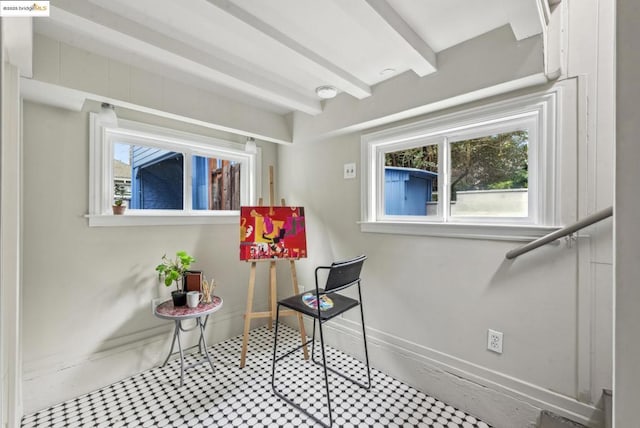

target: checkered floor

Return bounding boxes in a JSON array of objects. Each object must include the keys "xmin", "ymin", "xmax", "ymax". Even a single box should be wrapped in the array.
[{"xmin": 21, "ymin": 325, "xmax": 491, "ymax": 427}]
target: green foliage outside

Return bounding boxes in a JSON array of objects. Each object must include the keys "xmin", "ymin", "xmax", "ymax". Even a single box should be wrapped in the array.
[
  {"xmin": 385, "ymin": 145, "xmax": 438, "ymax": 172},
  {"xmin": 450, "ymin": 131, "xmax": 528, "ymax": 193},
  {"xmin": 385, "ymin": 131, "xmax": 528, "ymax": 200}
]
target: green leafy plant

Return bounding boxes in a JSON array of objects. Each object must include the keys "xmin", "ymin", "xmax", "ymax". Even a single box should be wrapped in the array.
[
  {"xmin": 114, "ymin": 184, "xmax": 126, "ymax": 206},
  {"xmin": 155, "ymin": 251, "xmax": 196, "ymax": 291}
]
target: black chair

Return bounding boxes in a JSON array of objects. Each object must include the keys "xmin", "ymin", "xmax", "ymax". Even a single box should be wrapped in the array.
[{"xmin": 271, "ymin": 255, "xmax": 371, "ymax": 427}]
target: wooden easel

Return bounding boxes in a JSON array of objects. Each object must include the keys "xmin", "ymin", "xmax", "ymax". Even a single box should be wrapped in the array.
[{"xmin": 239, "ymin": 166, "xmax": 309, "ymax": 368}]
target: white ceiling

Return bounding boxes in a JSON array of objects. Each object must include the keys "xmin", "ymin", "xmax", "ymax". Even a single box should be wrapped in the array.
[{"xmin": 33, "ymin": 0, "xmax": 545, "ymax": 117}]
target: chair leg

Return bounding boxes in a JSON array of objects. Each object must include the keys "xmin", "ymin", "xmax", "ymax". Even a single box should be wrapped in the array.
[
  {"xmin": 272, "ymin": 310, "xmax": 332, "ymax": 427},
  {"xmin": 359, "ymin": 293, "xmax": 372, "ymax": 390},
  {"xmin": 309, "ymin": 317, "xmax": 370, "ymax": 390},
  {"xmin": 317, "ymin": 320, "xmax": 333, "ymax": 427},
  {"xmin": 310, "ymin": 317, "xmax": 317, "ymax": 362}
]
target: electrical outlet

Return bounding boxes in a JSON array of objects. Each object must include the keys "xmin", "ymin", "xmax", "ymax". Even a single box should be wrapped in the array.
[
  {"xmin": 487, "ymin": 329, "xmax": 503, "ymax": 354},
  {"xmin": 344, "ymin": 162, "xmax": 356, "ymax": 179}
]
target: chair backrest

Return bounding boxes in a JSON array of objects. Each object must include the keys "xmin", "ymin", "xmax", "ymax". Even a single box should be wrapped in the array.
[{"xmin": 324, "ymin": 255, "xmax": 367, "ymax": 293}]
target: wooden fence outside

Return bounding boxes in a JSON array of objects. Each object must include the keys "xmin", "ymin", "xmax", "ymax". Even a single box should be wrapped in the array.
[{"xmin": 211, "ymin": 160, "xmax": 240, "ymax": 210}]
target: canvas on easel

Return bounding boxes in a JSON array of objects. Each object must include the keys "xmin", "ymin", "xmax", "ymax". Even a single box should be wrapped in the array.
[
  {"xmin": 238, "ymin": 166, "xmax": 309, "ymax": 368},
  {"xmin": 239, "ymin": 206, "xmax": 307, "ymax": 261}
]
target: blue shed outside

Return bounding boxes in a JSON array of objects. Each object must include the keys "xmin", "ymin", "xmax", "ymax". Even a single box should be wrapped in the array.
[
  {"xmin": 130, "ymin": 147, "xmax": 184, "ymax": 210},
  {"xmin": 385, "ymin": 166, "xmax": 437, "ymax": 215},
  {"xmin": 129, "ymin": 148, "xmax": 212, "ymax": 210}
]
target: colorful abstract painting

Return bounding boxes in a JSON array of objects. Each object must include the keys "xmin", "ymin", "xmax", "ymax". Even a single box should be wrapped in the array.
[{"xmin": 240, "ymin": 206, "xmax": 307, "ymax": 260}]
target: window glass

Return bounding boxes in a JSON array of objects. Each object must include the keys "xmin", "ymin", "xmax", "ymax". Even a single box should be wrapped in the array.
[
  {"xmin": 114, "ymin": 143, "xmax": 184, "ymax": 210},
  {"xmin": 449, "ymin": 130, "xmax": 528, "ymax": 218},
  {"xmin": 113, "ymin": 143, "xmax": 132, "ymax": 207},
  {"xmin": 384, "ymin": 144, "xmax": 439, "ymax": 216},
  {"xmin": 192, "ymin": 155, "xmax": 241, "ymax": 211}
]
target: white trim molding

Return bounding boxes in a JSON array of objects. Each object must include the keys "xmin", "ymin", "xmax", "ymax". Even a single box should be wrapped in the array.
[{"xmin": 1, "ymin": 60, "xmax": 24, "ymax": 428}]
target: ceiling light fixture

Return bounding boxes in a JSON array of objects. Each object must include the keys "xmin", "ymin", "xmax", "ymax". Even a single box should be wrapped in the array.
[
  {"xmin": 315, "ymin": 85, "xmax": 338, "ymax": 99},
  {"xmin": 245, "ymin": 137, "xmax": 257, "ymax": 153},
  {"xmin": 380, "ymin": 68, "xmax": 396, "ymax": 76},
  {"xmin": 99, "ymin": 102, "xmax": 118, "ymax": 127}
]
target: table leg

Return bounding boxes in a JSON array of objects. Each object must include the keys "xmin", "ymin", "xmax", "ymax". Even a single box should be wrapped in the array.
[
  {"xmin": 176, "ymin": 320, "xmax": 185, "ymax": 387},
  {"xmin": 198, "ymin": 315, "xmax": 209, "ymax": 355},
  {"xmin": 198, "ymin": 317, "xmax": 215, "ymax": 372},
  {"xmin": 162, "ymin": 320, "xmax": 180, "ymax": 367}
]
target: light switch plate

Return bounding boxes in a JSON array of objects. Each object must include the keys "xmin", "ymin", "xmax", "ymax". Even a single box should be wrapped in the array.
[{"xmin": 344, "ymin": 163, "xmax": 356, "ymax": 179}]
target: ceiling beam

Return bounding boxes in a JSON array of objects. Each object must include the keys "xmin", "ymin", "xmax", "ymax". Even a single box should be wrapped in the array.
[
  {"xmin": 364, "ymin": 0, "xmax": 437, "ymax": 76},
  {"xmin": 206, "ymin": 0, "xmax": 372, "ymax": 100},
  {"xmin": 47, "ymin": 3, "xmax": 322, "ymax": 115},
  {"xmin": 21, "ymin": 78, "xmax": 294, "ymax": 144},
  {"xmin": 293, "ymin": 26, "xmax": 545, "ymax": 143},
  {"xmin": 502, "ymin": 0, "xmax": 545, "ymax": 40}
]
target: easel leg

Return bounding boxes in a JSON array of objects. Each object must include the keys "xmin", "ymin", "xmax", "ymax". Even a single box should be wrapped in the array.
[
  {"xmin": 240, "ymin": 262, "xmax": 257, "ymax": 368},
  {"xmin": 290, "ymin": 260, "xmax": 309, "ymax": 360},
  {"xmin": 269, "ymin": 261, "xmax": 277, "ymax": 330}
]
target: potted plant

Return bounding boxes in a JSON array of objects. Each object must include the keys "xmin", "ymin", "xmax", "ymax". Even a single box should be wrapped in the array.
[
  {"xmin": 155, "ymin": 251, "xmax": 196, "ymax": 306},
  {"xmin": 112, "ymin": 184, "xmax": 127, "ymax": 215}
]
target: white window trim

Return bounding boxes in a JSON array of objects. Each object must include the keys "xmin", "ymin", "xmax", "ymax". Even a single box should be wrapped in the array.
[
  {"xmin": 88, "ymin": 113, "xmax": 261, "ymax": 227},
  {"xmin": 361, "ymin": 86, "xmax": 564, "ymax": 241}
]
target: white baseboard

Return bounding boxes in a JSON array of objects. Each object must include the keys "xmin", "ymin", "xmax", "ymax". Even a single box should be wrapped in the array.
[
  {"xmin": 22, "ymin": 306, "xmax": 246, "ymax": 414},
  {"xmin": 314, "ymin": 318, "xmax": 604, "ymax": 428}
]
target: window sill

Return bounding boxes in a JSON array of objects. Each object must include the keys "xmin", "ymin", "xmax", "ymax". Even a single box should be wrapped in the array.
[
  {"xmin": 359, "ymin": 221, "xmax": 560, "ymax": 242},
  {"xmin": 86, "ymin": 212, "xmax": 239, "ymax": 227}
]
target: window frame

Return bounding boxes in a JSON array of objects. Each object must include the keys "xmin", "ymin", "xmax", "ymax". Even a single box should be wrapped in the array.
[
  {"xmin": 88, "ymin": 113, "xmax": 260, "ymax": 227},
  {"xmin": 361, "ymin": 87, "xmax": 564, "ymax": 241}
]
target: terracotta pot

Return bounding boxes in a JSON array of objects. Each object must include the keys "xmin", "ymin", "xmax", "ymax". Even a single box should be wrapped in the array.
[{"xmin": 112, "ymin": 205, "xmax": 126, "ymax": 215}]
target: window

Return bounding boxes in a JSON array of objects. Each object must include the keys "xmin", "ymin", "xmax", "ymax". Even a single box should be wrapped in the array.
[
  {"xmin": 361, "ymin": 86, "xmax": 569, "ymax": 240},
  {"xmin": 89, "ymin": 114, "xmax": 259, "ymax": 226},
  {"xmin": 379, "ymin": 120, "xmax": 534, "ymax": 223}
]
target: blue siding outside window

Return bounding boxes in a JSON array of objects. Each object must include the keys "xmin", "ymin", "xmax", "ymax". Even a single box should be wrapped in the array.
[
  {"xmin": 385, "ymin": 167, "xmax": 437, "ymax": 215},
  {"xmin": 192, "ymin": 155, "xmax": 209, "ymax": 210},
  {"xmin": 130, "ymin": 147, "xmax": 184, "ymax": 209}
]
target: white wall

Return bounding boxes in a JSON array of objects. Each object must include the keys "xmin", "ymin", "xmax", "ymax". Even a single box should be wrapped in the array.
[
  {"xmin": 18, "ymin": 34, "xmax": 284, "ymax": 412},
  {"xmin": 277, "ymin": 1, "xmax": 615, "ymax": 427},
  {"xmin": 20, "ymin": 100, "xmax": 279, "ymax": 413},
  {"xmin": 614, "ymin": 1, "xmax": 640, "ymax": 426},
  {"xmin": 277, "ymin": 120, "xmax": 609, "ymax": 428}
]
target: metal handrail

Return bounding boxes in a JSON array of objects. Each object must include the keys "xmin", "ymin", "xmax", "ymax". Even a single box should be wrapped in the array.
[{"xmin": 505, "ymin": 206, "xmax": 613, "ymax": 260}]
